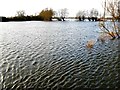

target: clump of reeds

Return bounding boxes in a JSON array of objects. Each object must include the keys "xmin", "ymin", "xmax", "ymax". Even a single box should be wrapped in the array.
[{"xmin": 86, "ymin": 40, "xmax": 95, "ymax": 48}]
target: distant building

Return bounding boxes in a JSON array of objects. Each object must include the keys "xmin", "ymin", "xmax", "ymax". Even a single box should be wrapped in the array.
[{"xmin": 0, "ymin": 17, "xmax": 6, "ymax": 22}]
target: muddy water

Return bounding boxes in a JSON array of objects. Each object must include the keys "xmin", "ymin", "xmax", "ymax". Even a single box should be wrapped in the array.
[{"xmin": 0, "ymin": 21, "xmax": 120, "ymax": 89}]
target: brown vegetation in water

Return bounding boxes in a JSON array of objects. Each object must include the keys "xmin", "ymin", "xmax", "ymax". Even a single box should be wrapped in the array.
[
  {"xmin": 97, "ymin": 33, "xmax": 112, "ymax": 43},
  {"xmin": 86, "ymin": 40, "xmax": 95, "ymax": 48}
]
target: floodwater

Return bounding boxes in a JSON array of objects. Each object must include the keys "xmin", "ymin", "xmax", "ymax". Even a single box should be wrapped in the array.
[{"xmin": 0, "ymin": 21, "xmax": 120, "ymax": 89}]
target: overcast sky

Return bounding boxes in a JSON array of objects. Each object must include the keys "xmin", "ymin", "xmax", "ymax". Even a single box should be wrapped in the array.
[{"xmin": 0, "ymin": 0, "xmax": 104, "ymax": 17}]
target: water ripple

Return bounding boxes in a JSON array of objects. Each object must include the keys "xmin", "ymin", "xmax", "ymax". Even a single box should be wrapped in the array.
[{"xmin": 0, "ymin": 21, "xmax": 120, "ymax": 89}]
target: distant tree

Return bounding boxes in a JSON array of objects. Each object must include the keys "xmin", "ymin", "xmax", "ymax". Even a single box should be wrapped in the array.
[
  {"xmin": 16, "ymin": 10, "xmax": 26, "ymax": 17},
  {"xmin": 76, "ymin": 10, "xmax": 86, "ymax": 21},
  {"xmin": 58, "ymin": 8, "xmax": 69, "ymax": 21},
  {"xmin": 39, "ymin": 8, "xmax": 54, "ymax": 21},
  {"xmin": 76, "ymin": 10, "xmax": 86, "ymax": 17},
  {"xmin": 90, "ymin": 8, "xmax": 99, "ymax": 21},
  {"xmin": 53, "ymin": 11, "xmax": 58, "ymax": 17},
  {"xmin": 53, "ymin": 11, "xmax": 62, "ymax": 21},
  {"xmin": 13, "ymin": 10, "xmax": 26, "ymax": 21},
  {"xmin": 90, "ymin": 8, "xmax": 99, "ymax": 17}
]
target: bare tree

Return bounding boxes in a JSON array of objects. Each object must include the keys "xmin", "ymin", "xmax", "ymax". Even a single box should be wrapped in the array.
[
  {"xmin": 76, "ymin": 10, "xmax": 87, "ymax": 21},
  {"xmin": 60, "ymin": 8, "xmax": 69, "ymax": 17},
  {"xmin": 76, "ymin": 10, "xmax": 86, "ymax": 17},
  {"xmin": 90, "ymin": 8, "xmax": 99, "ymax": 17},
  {"xmin": 16, "ymin": 10, "xmax": 26, "ymax": 17},
  {"xmin": 57, "ymin": 8, "xmax": 69, "ymax": 21},
  {"xmin": 99, "ymin": 0, "xmax": 120, "ymax": 39}
]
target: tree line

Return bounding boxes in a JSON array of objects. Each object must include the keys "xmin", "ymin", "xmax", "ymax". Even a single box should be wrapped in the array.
[
  {"xmin": 5, "ymin": 8, "xmax": 101, "ymax": 22},
  {"xmin": 4, "ymin": 0, "xmax": 120, "ymax": 22},
  {"xmin": 5, "ymin": 8, "xmax": 68, "ymax": 21},
  {"xmin": 6, "ymin": 8, "xmax": 98, "ymax": 21}
]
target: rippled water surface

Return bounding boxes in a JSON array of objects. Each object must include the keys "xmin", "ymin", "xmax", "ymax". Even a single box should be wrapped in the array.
[{"xmin": 0, "ymin": 21, "xmax": 120, "ymax": 89}]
